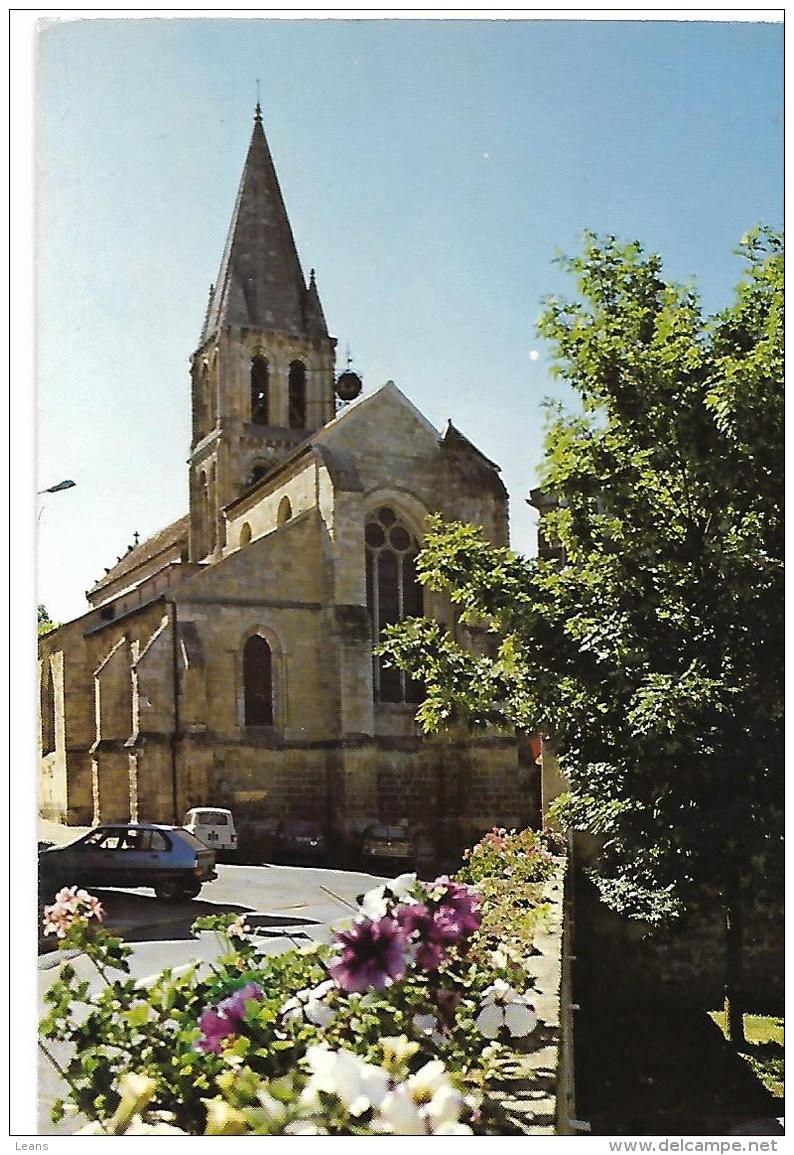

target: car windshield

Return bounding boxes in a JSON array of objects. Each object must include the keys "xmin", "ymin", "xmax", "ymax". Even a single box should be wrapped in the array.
[
  {"xmin": 282, "ymin": 820, "xmax": 320, "ymax": 835},
  {"xmin": 368, "ymin": 826, "xmax": 409, "ymax": 840},
  {"xmin": 188, "ymin": 811, "xmax": 229, "ymax": 825}
]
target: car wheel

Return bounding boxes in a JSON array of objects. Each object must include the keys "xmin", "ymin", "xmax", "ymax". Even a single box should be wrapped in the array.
[
  {"xmin": 154, "ymin": 879, "xmax": 182, "ymax": 901},
  {"xmin": 179, "ymin": 880, "xmax": 202, "ymax": 900}
]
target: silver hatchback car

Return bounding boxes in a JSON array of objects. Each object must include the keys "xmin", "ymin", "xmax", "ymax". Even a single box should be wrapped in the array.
[{"xmin": 38, "ymin": 823, "xmax": 217, "ymax": 901}]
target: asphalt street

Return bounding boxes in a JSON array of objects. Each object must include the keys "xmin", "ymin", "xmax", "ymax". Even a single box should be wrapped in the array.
[{"xmin": 37, "ymin": 860, "xmax": 389, "ymax": 1134}]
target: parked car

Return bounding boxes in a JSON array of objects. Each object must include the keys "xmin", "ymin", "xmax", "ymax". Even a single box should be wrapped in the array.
[
  {"xmin": 38, "ymin": 823, "xmax": 217, "ymax": 901},
  {"xmin": 237, "ymin": 817, "xmax": 277, "ymax": 864},
  {"xmin": 183, "ymin": 807, "xmax": 238, "ymax": 859},
  {"xmin": 360, "ymin": 823, "xmax": 416, "ymax": 872},
  {"xmin": 273, "ymin": 819, "xmax": 327, "ymax": 864}
]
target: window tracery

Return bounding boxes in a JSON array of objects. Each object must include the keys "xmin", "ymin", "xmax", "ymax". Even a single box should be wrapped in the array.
[{"xmin": 365, "ymin": 506, "xmax": 423, "ymax": 703}]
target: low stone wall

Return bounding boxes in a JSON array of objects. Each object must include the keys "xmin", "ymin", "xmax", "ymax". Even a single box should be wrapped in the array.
[{"xmin": 488, "ymin": 856, "xmax": 576, "ymax": 1134}]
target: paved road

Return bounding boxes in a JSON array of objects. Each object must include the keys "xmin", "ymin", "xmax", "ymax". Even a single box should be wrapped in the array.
[{"xmin": 38, "ymin": 861, "xmax": 389, "ymax": 1134}]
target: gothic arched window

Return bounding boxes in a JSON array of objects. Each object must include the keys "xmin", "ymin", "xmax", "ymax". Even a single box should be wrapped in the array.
[
  {"xmin": 288, "ymin": 360, "xmax": 307, "ymax": 428},
  {"xmin": 251, "ymin": 356, "xmax": 269, "ymax": 425},
  {"xmin": 365, "ymin": 506, "xmax": 423, "ymax": 704},
  {"xmin": 243, "ymin": 634, "xmax": 273, "ymax": 726}
]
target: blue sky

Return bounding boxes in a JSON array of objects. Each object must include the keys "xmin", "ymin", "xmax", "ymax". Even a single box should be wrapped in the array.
[{"xmin": 34, "ymin": 15, "xmax": 783, "ymax": 624}]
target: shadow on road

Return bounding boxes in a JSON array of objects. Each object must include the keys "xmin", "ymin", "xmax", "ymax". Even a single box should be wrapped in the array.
[{"xmin": 39, "ymin": 888, "xmax": 324, "ymax": 951}]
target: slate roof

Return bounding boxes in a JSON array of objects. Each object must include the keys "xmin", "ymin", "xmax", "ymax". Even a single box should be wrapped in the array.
[
  {"xmin": 201, "ymin": 106, "xmax": 327, "ymax": 343},
  {"xmin": 89, "ymin": 515, "xmax": 189, "ymax": 595}
]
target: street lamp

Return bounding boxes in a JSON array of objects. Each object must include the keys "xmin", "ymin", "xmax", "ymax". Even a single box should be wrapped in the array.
[{"xmin": 38, "ymin": 479, "xmax": 76, "ymax": 494}]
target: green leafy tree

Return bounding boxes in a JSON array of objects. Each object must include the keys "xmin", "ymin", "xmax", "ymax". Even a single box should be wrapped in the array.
[
  {"xmin": 38, "ymin": 603, "xmax": 59, "ymax": 636},
  {"xmin": 379, "ymin": 229, "xmax": 783, "ymax": 1045}
]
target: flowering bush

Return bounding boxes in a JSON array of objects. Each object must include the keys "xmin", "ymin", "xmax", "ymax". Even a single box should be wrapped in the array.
[
  {"xmin": 40, "ymin": 845, "xmax": 562, "ymax": 1134},
  {"xmin": 457, "ymin": 826, "xmax": 557, "ymax": 886},
  {"xmin": 43, "ymin": 886, "xmax": 105, "ymax": 938}
]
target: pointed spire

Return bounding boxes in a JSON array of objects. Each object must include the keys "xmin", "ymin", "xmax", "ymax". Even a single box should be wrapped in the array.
[
  {"xmin": 201, "ymin": 109, "xmax": 328, "ymax": 344},
  {"xmin": 200, "ymin": 283, "xmax": 214, "ymax": 340},
  {"xmin": 304, "ymin": 266, "xmax": 329, "ymax": 340}
]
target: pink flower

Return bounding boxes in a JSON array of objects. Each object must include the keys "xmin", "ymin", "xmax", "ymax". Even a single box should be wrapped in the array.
[
  {"xmin": 329, "ymin": 917, "xmax": 408, "ymax": 993},
  {"xmin": 42, "ymin": 887, "xmax": 105, "ymax": 937},
  {"xmin": 196, "ymin": 1007, "xmax": 233, "ymax": 1054},
  {"xmin": 82, "ymin": 893, "xmax": 105, "ymax": 921},
  {"xmin": 54, "ymin": 886, "xmax": 82, "ymax": 911},
  {"xmin": 42, "ymin": 903, "xmax": 73, "ymax": 938},
  {"xmin": 195, "ymin": 982, "xmax": 264, "ymax": 1054}
]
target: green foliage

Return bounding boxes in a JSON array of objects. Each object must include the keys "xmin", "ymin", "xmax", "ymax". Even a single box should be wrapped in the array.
[
  {"xmin": 380, "ymin": 229, "xmax": 783, "ymax": 930},
  {"xmin": 38, "ymin": 603, "xmax": 59, "ymax": 636}
]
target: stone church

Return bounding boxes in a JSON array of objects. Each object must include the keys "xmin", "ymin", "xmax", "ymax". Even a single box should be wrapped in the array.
[{"xmin": 38, "ymin": 106, "xmax": 536, "ymax": 860}]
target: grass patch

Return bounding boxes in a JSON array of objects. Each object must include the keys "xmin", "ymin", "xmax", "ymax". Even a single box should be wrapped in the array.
[{"xmin": 708, "ymin": 1011, "xmax": 784, "ymax": 1098}]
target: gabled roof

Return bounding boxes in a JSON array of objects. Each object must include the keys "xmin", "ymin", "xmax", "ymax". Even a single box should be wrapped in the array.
[
  {"xmin": 201, "ymin": 106, "xmax": 327, "ymax": 343},
  {"xmin": 224, "ymin": 381, "xmax": 506, "ymax": 513},
  {"xmin": 89, "ymin": 515, "xmax": 189, "ymax": 595},
  {"xmin": 441, "ymin": 420, "xmax": 500, "ymax": 470},
  {"xmin": 313, "ymin": 379, "xmax": 441, "ymax": 447}
]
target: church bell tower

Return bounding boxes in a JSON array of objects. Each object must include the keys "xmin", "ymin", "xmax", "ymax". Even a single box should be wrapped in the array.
[{"xmin": 188, "ymin": 104, "xmax": 337, "ymax": 561}]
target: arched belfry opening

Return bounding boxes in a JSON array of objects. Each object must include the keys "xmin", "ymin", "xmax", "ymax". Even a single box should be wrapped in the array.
[
  {"xmin": 288, "ymin": 361, "xmax": 307, "ymax": 428},
  {"xmin": 251, "ymin": 356, "xmax": 269, "ymax": 425}
]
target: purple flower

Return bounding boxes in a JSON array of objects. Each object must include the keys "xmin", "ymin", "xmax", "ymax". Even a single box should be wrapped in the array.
[
  {"xmin": 431, "ymin": 905, "xmax": 470, "ymax": 945},
  {"xmin": 218, "ymin": 981, "xmax": 264, "ymax": 1023},
  {"xmin": 329, "ymin": 916, "xmax": 407, "ymax": 993},
  {"xmin": 195, "ymin": 982, "xmax": 264, "ymax": 1054},
  {"xmin": 433, "ymin": 877, "xmax": 481, "ymax": 937},
  {"xmin": 196, "ymin": 1007, "xmax": 233, "ymax": 1054},
  {"xmin": 396, "ymin": 902, "xmax": 450, "ymax": 972}
]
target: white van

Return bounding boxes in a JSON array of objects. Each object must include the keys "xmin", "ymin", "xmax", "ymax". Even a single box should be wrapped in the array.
[{"xmin": 183, "ymin": 807, "xmax": 238, "ymax": 858}]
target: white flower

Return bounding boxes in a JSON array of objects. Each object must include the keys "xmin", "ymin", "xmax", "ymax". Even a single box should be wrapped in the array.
[
  {"xmin": 372, "ymin": 1059, "xmax": 471, "ymax": 1135},
  {"xmin": 391, "ymin": 872, "xmax": 419, "ymax": 900},
  {"xmin": 280, "ymin": 980, "xmax": 337, "ymax": 1027},
  {"xmin": 253, "ymin": 1088, "xmax": 288, "ymax": 1125},
  {"xmin": 474, "ymin": 1002, "xmax": 504, "ymax": 1040},
  {"xmin": 115, "ymin": 1072, "xmax": 157, "ymax": 1119},
  {"xmin": 475, "ymin": 981, "xmax": 538, "ymax": 1040},
  {"xmin": 381, "ymin": 1034, "xmax": 420, "ymax": 1070},
  {"xmin": 227, "ymin": 915, "xmax": 249, "ymax": 939},
  {"xmin": 302, "ymin": 1046, "xmax": 390, "ymax": 1117},
  {"xmin": 411, "ymin": 1012, "xmax": 445, "ymax": 1048},
  {"xmin": 285, "ymin": 1119, "xmax": 328, "ymax": 1135},
  {"xmin": 375, "ymin": 1086, "xmax": 426, "ymax": 1134},
  {"xmin": 407, "ymin": 1059, "xmax": 448, "ymax": 1104},
  {"xmin": 358, "ymin": 885, "xmax": 390, "ymax": 920},
  {"xmin": 124, "ymin": 1115, "xmax": 188, "ymax": 1134},
  {"xmin": 358, "ymin": 873, "xmax": 419, "ymax": 920}
]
